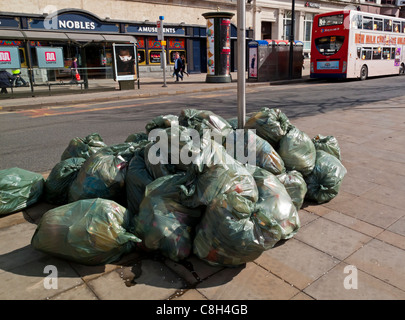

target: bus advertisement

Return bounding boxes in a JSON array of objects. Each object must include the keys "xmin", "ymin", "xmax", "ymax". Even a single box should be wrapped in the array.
[{"xmin": 310, "ymin": 10, "xmax": 405, "ymax": 80}]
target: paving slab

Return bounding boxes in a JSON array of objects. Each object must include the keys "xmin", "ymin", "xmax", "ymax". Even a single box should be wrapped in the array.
[
  {"xmin": 294, "ymin": 217, "xmax": 372, "ymax": 260},
  {"xmin": 196, "ymin": 262, "xmax": 300, "ymax": 300},
  {"xmin": 304, "ymin": 262, "xmax": 405, "ymax": 300},
  {"xmin": 345, "ymin": 239, "xmax": 405, "ymax": 291},
  {"xmin": 255, "ymin": 238, "xmax": 339, "ymax": 290}
]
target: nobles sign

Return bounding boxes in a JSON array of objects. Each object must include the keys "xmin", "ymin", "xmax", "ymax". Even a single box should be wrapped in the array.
[{"xmin": 30, "ymin": 11, "xmax": 119, "ymax": 33}]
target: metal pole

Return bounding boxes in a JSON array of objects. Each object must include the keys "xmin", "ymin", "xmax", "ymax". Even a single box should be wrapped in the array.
[
  {"xmin": 237, "ymin": 0, "xmax": 246, "ymax": 129},
  {"xmin": 162, "ymin": 44, "xmax": 167, "ymax": 87},
  {"xmin": 289, "ymin": 0, "xmax": 295, "ymax": 79}
]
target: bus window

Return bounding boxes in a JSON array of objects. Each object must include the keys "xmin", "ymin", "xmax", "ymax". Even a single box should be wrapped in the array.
[
  {"xmin": 361, "ymin": 48, "xmax": 372, "ymax": 60},
  {"xmin": 318, "ymin": 14, "xmax": 344, "ymax": 27},
  {"xmin": 384, "ymin": 19, "xmax": 392, "ymax": 32},
  {"xmin": 353, "ymin": 14, "xmax": 362, "ymax": 29},
  {"xmin": 372, "ymin": 47, "xmax": 382, "ymax": 60},
  {"xmin": 374, "ymin": 18, "xmax": 383, "ymax": 31},
  {"xmin": 391, "ymin": 48, "xmax": 396, "ymax": 60},
  {"xmin": 357, "ymin": 47, "xmax": 361, "ymax": 58},
  {"xmin": 393, "ymin": 21, "xmax": 401, "ymax": 33},
  {"xmin": 402, "ymin": 21, "xmax": 405, "ymax": 33},
  {"xmin": 382, "ymin": 47, "xmax": 391, "ymax": 60},
  {"xmin": 363, "ymin": 16, "xmax": 373, "ymax": 30},
  {"xmin": 314, "ymin": 36, "xmax": 345, "ymax": 56}
]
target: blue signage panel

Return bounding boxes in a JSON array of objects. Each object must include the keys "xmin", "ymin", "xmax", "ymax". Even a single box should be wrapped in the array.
[
  {"xmin": 317, "ymin": 61, "xmax": 339, "ymax": 70},
  {"xmin": 0, "ymin": 17, "xmax": 20, "ymax": 29},
  {"xmin": 28, "ymin": 12, "xmax": 119, "ymax": 33},
  {"xmin": 125, "ymin": 24, "xmax": 185, "ymax": 36},
  {"xmin": 0, "ymin": 46, "xmax": 21, "ymax": 69}
]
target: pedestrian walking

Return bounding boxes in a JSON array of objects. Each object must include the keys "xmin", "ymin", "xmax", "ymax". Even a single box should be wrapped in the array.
[
  {"xmin": 180, "ymin": 53, "xmax": 189, "ymax": 78},
  {"xmin": 0, "ymin": 70, "xmax": 15, "ymax": 94},
  {"xmin": 173, "ymin": 52, "xmax": 183, "ymax": 82},
  {"xmin": 70, "ymin": 57, "xmax": 80, "ymax": 84}
]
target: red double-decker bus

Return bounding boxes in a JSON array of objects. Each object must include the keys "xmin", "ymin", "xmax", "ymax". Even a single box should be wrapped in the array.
[{"xmin": 310, "ymin": 10, "xmax": 405, "ymax": 80}]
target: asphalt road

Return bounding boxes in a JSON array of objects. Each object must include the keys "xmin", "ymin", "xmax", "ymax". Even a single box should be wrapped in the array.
[{"xmin": 1, "ymin": 74, "xmax": 405, "ymax": 173}]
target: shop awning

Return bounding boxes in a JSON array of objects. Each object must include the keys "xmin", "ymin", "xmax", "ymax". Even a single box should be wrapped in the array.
[
  {"xmin": 22, "ymin": 30, "xmax": 69, "ymax": 41},
  {"xmin": 0, "ymin": 29, "xmax": 25, "ymax": 40},
  {"xmin": 1, "ymin": 29, "xmax": 137, "ymax": 44},
  {"xmin": 65, "ymin": 32, "xmax": 105, "ymax": 43},
  {"xmin": 102, "ymin": 34, "xmax": 137, "ymax": 44}
]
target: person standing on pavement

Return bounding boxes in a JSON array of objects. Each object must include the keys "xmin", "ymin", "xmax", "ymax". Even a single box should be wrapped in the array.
[
  {"xmin": 0, "ymin": 70, "xmax": 16, "ymax": 94},
  {"xmin": 173, "ymin": 52, "xmax": 183, "ymax": 82},
  {"xmin": 180, "ymin": 53, "xmax": 189, "ymax": 78},
  {"xmin": 70, "ymin": 57, "xmax": 79, "ymax": 84}
]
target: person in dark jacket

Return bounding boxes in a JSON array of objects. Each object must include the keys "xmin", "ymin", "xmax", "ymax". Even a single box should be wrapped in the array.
[
  {"xmin": 0, "ymin": 70, "xmax": 15, "ymax": 94},
  {"xmin": 173, "ymin": 52, "xmax": 183, "ymax": 82}
]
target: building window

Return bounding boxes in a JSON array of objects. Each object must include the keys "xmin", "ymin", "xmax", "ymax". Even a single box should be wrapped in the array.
[
  {"xmin": 304, "ymin": 13, "xmax": 313, "ymax": 51},
  {"xmin": 283, "ymin": 11, "xmax": 292, "ymax": 41}
]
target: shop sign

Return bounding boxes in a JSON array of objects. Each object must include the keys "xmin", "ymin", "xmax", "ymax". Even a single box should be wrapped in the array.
[
  {"xmin": 0, "ymin": 17, "xmax": 20, "ymax": 29},
  {"xmin": 36, "ymin": 47, "xmax": 64, "ymax": 68},
  {"xmin": 0, "ymin": 46, "xmax": 20, "ymax": 69},
  {"xmin": 29, "ymin": 12, "xmax": 119, "ymax": 33},
  {"xmin": 305, "ymin": 2, "xmax": 321, "ymax": 9},
  {"xmin": 125, "ymin": 24, "xmax": 185, "ymax": 36}
]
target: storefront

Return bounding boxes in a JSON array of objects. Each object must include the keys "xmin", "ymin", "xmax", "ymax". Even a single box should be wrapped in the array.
[{"xmin": 0, "ymin": 9, "xmax": 221, "ymax": 82}]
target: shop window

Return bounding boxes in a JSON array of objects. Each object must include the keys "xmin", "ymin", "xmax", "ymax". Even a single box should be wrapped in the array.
[
  {"xmin": 138, "ymin": 49, "xmax": 146, "ymax": 65},
  {"xmin": 149, "ymin": 50, "xmax": 162, "ymax": 64}
]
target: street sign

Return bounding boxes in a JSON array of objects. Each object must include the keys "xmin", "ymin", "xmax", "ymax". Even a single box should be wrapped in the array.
[{"xmin": 157, "ymin": 20, "xmax": 164, "ymax": 40}]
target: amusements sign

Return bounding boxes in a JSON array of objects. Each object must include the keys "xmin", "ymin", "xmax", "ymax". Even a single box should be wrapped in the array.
[{"xmin": 0, "ymin": 46, "xmax": 20, "ymax": 69}]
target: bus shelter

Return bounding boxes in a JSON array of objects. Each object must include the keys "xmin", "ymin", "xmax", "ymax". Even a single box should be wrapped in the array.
[{"xmin": 248, "ymin": 40, "xmax": 303, "ymax": 82}]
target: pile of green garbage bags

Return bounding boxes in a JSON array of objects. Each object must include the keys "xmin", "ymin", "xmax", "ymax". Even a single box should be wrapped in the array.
[{"xmin": 1, "ymin": 108, "xmax": 346, "ymax": 267}]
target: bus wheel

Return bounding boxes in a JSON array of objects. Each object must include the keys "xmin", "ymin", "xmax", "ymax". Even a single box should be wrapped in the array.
[
  {"xmin": 400, "ymin": 64, "xmax": 405, "ymax": 76},
  {"xmin": 360, "ymin": 65, "xmax": 368, "ymax": 81}
]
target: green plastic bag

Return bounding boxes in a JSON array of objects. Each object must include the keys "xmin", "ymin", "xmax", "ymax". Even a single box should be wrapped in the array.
[
  {"xmin": 61, "ymin": 133, "xmax": 107, "ymax": 161},
  {"xmin": 133, "ymin": 173, "xmax": 202, "ymax": 261},
  {"xmin": 179, "ymin": 108, "xmax": 233, "ymax": 139},
  {"xmin": 196, "ymin": 139, "xmax": 258, "ymax": 205},
  {"xmin": 125, "ymin": 148, "xmax": 155, "ymax": 215},
  {"xmin": 124, "ymin": 132, "xmax": 149, "ymax": 144},
  {"xmin": 245, "ymin": 108, "xmax": 292, "ymax": 146},
  {"xmin": 145, "ymin": 114, "xmax": 179, "ymax": 133},
  {"xmin": 31, "ymin": 198, "xmax": 141, "ymax": 265},
  {"xmin": 305, "ymin": 150, "xmax": 347, "ymax": 204},
  {"xmin": 44, "ymin": 157, "xmax": 86, "ymax": 205},
  {"xmin": 277, "ymin": 126, "xmax": 316, "ymax": 176},
  {"xmin": 68, "ymin": 147, "xmax": 129, "ymax": 203},
  {"xmin": 312, "ymin": 134, "xmax": 342, "ymax": 160},
  {"xmin": 277, "ymin": 170, "xmax": 307, "ymax": 210},
  {"xmin": 0, "ymin": 167, "xmax": 44, "ymax": 215},
  {"xmin": 252, "ymin": 167, "xmax": 300, "ymax": 247},
  {"xmin": 193, "ymin": 192, "xmax": 258, "ymax": 267}
]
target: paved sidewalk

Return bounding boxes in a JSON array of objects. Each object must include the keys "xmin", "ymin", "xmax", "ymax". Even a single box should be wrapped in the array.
[{"xmin": 1, "ymin": 63, "xmax": 405, "ymax": 301}]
